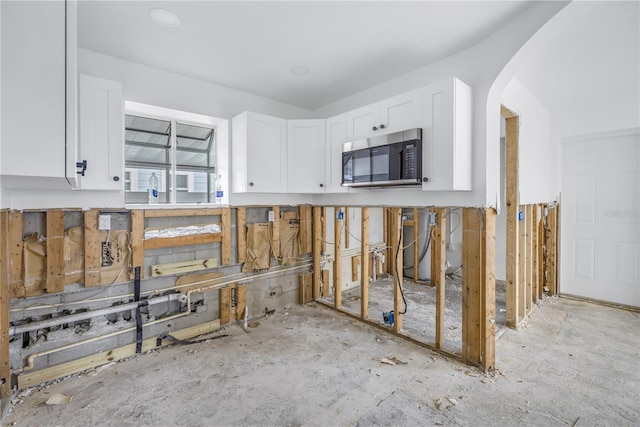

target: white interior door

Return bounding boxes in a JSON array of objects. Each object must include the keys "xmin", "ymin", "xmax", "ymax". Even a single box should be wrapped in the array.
[{"xmin": 561, "ymin": 130, "xmax": 639, "ymax": 306}]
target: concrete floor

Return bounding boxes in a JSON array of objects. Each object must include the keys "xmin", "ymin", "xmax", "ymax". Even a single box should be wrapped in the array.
[{"xmin": 4, "ymin": 297, "xmax": 639, "ymax": 426}]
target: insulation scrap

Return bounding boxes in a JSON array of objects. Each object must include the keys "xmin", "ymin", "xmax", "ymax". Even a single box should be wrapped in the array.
[
  {"xmin": 144, "ymin": 224, "xmax": 221, "ymax": 240},
  {"xmin": 44, "ymin": 393, "xmax": 73, "ymax": 405}
]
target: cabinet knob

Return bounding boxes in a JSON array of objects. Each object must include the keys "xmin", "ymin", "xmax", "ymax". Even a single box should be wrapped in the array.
[
  {"xmin": 380, "ymin": 124, "xmax": 385, "ymax": 129},
  {"xmin": 113, "ymin": 176, "xmax": 120, "ymax": 182},
  {"xmin": 319, "ymin": 183, "xmax": 324, "ymax": 188},
  {"xmin": 249, "ymin": 182, "xmax": 254, "ymax": 187},
  {"xmin": 372, "ymin": 126, "xmax": 378, "ymax": 131},
  {"xmin": 422, "ymin": 177, "xmax": 429, "ymax": 182}
]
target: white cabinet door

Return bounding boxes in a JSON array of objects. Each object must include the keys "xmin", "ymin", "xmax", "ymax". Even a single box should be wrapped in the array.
[
  {"xmin": 325, "ymin": 114, "xmax": 349, "ymax": 193},
  {"xmin": 380, "ymin": 89, "xmax": 422, "ymax": 134},
  {"xmin": 78, "ymin": 75, "xmax": 124, "ymax": 191},
  {"xmin": 346, "ymin": 103, "xmax": 379, "ymax": 140},
  {"xmin": 288, "ymin": 120, "xmax": 326, "ymax": 193},
  {"xmin": 346, "ymin": 89, "xmax": 422, "ymax": 141},
  {"xmin": 422, "ymin": 78, "xmax": 472, "ymax": 191},
  {"xmin": 232, "ymin": 112, "xmax": 287, "ymax": 193},
  {"xmin": 0, "ymin": 0, "xmax": 77, "ymax": 189}
]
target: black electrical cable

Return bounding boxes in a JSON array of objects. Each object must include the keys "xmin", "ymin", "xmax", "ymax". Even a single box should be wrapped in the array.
[{"xmin": 395, "ymin": 222, "xmax": 408, "ymax": 315}]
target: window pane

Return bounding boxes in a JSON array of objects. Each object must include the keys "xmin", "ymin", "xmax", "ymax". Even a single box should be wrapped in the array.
[
  {"xmin": 176, "ymin": 150, "xmax": 208, "ymax": 167},
  {"xmin": 125, "ymin": 145, "xmax": 170, "ymax": 165},
  {"xmin": 124, "ymin": 167, "xmax": 169, "ymax": 204},
  {"xmin": 175, "ymin": 171, "xmax": 214, "ymax": 204},
  {"xmin": 176, "ymin": 123, "xmax": 213, "ymax": 151}
]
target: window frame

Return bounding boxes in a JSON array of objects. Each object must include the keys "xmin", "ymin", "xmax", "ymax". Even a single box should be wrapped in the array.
[{"xmin": 124, "ymin": 101, "xmax": 229, "ymax": 207}]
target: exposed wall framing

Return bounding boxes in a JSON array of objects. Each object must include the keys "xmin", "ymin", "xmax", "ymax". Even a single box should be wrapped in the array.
[
  {"xmin": 1, "ymin": 211, "xmax": 12, "ymax": 398},
  {"xmin": 432, "ymin": 207, "xmax": 447, "ymax": 349}
]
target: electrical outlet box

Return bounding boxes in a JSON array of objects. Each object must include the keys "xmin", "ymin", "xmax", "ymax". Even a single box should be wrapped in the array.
[
  {"xmin": 268, "ymin": 210, "xmax": 275, "ymax": 222},
  {"xmin": 98, "ymin": 214, "xmax": 111, "ymax": 231},
  {"xmin": 428, "ymin": 212, "xmax": 437, "ymax": 226}
]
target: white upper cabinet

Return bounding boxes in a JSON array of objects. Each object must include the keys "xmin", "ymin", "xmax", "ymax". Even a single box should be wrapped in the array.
[
  {"xmin": 232, "ymin": 112, "xmax": 287, "ymax": 193},
  {"xmin": 287, "ymin": 120, "xmax": 326, "ymax": 193},
  {"xmin": 0, "ymin": 0, "xmax": 78, "ymax": 189},
  {"xmin": 346, "ymin": 89, "xmax": 422, "ymax": 140},
  {"xmin": 421, "ymin": 78, "xmax": 472, "ymax": 191},
  {"xmin": 325, "ymin": 114, "xmax": 349, "ymax": 193},
  {"xmin": 78, "ymin": 75, "xmax": 124, "ymax": 191}
]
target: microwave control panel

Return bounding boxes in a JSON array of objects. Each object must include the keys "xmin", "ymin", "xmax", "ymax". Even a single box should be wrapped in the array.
[{"xmin": 402, "ymin": 142, "xmax": 421, "ymax": 180}]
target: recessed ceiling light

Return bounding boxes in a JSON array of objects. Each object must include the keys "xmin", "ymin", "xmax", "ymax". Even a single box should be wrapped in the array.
[
  {"xmin": 150, "ymin": 8, "xmax": 181, "ymax": 27},
  {"xmin": 290, "ymin": 66, "xmax": 311, "ymax": 76}
]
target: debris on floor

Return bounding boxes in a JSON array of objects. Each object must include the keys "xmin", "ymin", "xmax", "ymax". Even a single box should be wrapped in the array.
[
  {"xmin": 435, "ymin": 396, "xmax": 458, "ymax": 411},
  {"xmin": 44, "ymin": 393, "xmax": 73, "ymax": 405}
]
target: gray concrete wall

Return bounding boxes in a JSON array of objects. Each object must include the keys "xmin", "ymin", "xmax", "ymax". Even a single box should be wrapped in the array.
[{"xmin": 9, "ymin": 207, "xmax": 309, "ymax": 372}]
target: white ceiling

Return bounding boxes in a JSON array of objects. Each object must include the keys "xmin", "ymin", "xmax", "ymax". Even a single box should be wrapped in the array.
[{"xmin": 78, "ymin": 1, "xmax": 534, "ymax": 111}]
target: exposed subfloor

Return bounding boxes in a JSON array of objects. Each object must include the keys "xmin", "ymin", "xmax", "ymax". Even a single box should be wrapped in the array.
[
  {"xmin": 4, "ymin": 297, "xmax": 639, "ymax": 426},
  {"xmin": 324, "ymin": 277, "xmax": 508, "ymax": 355}
]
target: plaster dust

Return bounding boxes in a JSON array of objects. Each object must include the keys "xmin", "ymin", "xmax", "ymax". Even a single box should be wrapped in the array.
[{"xmin": 4, "ymin": 299, "xmax": 639, "ymax": 426}]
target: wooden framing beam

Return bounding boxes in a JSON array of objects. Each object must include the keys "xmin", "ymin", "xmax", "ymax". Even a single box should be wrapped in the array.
[
  {"xmin": 321, "ymin": 207, "xmax": 326, "ymax": 255},
  {"xmin": 237, "ymin": 207, "xmax": 247, "ymax": 263},
  {"xmin": 518, "ymin": 206, "xmax": 527, "ymax": 319},
  {"xmin": 299, "ymin": 205, "xmax": 312, "ymax": 254},
  {"xmin": 313, "ymin": 206, "xmax": 322, "ymax": 299},
  {"xmin": 299, "ymin": 272, "xmax": 313, "ymax": 304},
  {"xmin": 482, "ymin": 208, "xmax": 497, "ymax": 370},
  {"xmin": 144, "ymin": 208, "xmax": 224, "ymax": 218},
  {"xmin": 130, "ymin": 210, "xmax": 144, "ymax": 280},
  {"xmin": 334, "ymin": 207, "xmax": 343, "ymax": 308},
  {"xmin": 461, "ymin": 208, "xmax": 496, "ymax": 370},
  {"xmin": 0, "ymin": 211, "xmax": 12, "ymax": 398},
  {"xmin": 221, "ymin": 207, "xmax": 231, "ymax": 265},
  {"xmin": 351, "ymin": 256, "xmax": 360, "ymax": 281},
  {"xmin": 525, "ymin": 205, "xmax": 533, "ymax": 312},
  {"xmin": 387, "ymin": 208, "xmax": 397, "ymax": 276},
  {"xmin": 83, "ymin": 209, "xmax": 101, "ymax": 287},
  {"xmin": 344, "ymin": 207, "xmax": 350, "ymax": 249},
  {"xmin": 143, "ymin": 232, "xmax": 221, "ymax": 250},
  {"xmin": 383, "ymin": 208, "xmax": 389, "ymax": 273},
  {"xmin": 391, "ymin": 208, "xmax": 403, "ymax": 333},
  {"xmin": 433, "ymin": 207, "xmax": 447, "ymax": 349},
  {"xmin": 46, "ymin": 209, "xmax": 65, "ymax": 294},
  {"xmin": 532, "ymin": 205, "xmax": 539, "ymax": 304},
  {"xmin": 7, "ymin": 211, "xmax": 24, "ymax": 298},
  {"xmin": 547, "ymin": 204, "xmax": 558, "ymax": 295},
  {"xmin": 361, "ymin": 207, "xmax": 370, "ymax": 320},
  {"xmin": 538, "ymin": 206, "xmax": 546, "ymax": 301},
  {"xmin": 413, "ymin": 208, "xmax": 420, "ymax": 282},
  {"xmin": 504, "ymin": 112, "xmax": 520, "ymax": 328},
  {"xmin": 271, "ymin": 206, "xmax": 280, "ymax": 261}
]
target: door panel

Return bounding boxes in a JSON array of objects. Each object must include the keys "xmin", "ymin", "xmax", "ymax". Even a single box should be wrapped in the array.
[{"xmin": 562, "ymin": 131, "xmax": 639, "ymax": 306}]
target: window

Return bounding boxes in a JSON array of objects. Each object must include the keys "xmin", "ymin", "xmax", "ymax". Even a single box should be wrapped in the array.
[{"xmin": 124, "ymin": 111, "xmax": 219, "ymax": 205}]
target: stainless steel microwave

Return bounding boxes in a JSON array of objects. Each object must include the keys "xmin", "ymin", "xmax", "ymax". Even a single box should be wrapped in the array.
[{"xmin": 342, "ymin": 128, "xmax": 423, "ymax": 188}]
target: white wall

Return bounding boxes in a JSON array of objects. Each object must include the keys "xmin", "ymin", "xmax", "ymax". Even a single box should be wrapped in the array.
[
  {"xmin": 0, "ymin": 49, "xmax": 317, "ymax": 209},
  {"xmin": 314, "ymin": 1, "xmax": 568, "ymax": 210},
  {"xmin": 513, "ymin": 1, "xmax": 640, "ymax": 198},
  {"xmin": 501, "ymin": 78, "xmax": 551, "ymax": 205}
]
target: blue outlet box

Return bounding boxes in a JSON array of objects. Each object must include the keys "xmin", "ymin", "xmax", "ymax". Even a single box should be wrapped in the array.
[
  {"xmin": 518, "ymin": 211, "xmax": 524, "ymax": 221},
  {"xmin": 382, "ymin": 311, "xmax": 394, "ymax": 326}
]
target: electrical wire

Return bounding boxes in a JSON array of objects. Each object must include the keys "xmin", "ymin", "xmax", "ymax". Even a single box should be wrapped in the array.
[{"xmin": 394, "ymin": 219, "xmax": 407, "ymax": 315}]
